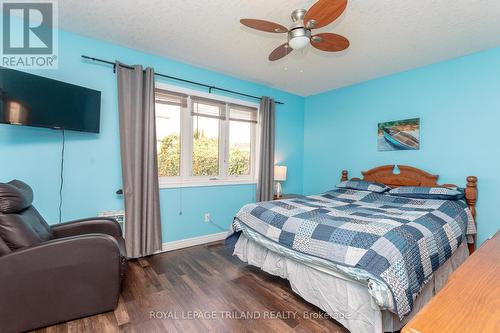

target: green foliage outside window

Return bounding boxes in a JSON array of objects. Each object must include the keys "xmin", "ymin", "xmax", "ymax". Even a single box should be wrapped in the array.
[
  {"xmin": 157, "ymin": 131, "xmax": 250, "ymax": 177},
  {"xmin": 192, "ymin": 129, "xmax": 219, "ymax": 176},
  {"xmin": 229, "ymin": 147, "xmax": 250, "ymax": 176},
  {"xmin": 157, "ymin": 134, "xmax": 180, "ymax": 177}
]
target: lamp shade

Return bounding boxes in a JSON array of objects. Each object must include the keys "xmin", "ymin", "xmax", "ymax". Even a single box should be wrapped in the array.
[{"xmin": 274, "ymin": 165, "xmax": 287, "ymax": 182}]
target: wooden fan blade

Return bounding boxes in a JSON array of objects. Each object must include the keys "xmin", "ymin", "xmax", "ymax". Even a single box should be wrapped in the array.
[
  {"xmin": 304, "ymin": 0, "xmax": 348, "ymax": 29},
  {"xmin": 311, "ymin": 33, "xmax": 349, "ymax": 52},
  {"xmin": 269, "ymin": 43, "xmax": 293, "ymax": 61},
  {"xmin": 240, "ymin": 19, "xmax": 288, "ymax": 33}
]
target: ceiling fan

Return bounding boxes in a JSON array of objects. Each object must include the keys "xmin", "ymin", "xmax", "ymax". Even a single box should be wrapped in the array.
[{"xmin": 240, "ymin": 0, "xmax": 349, "ymax": 61}]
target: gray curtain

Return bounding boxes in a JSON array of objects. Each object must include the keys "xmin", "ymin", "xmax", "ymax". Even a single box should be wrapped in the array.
[
  {"xmin": 256, "ymin": 97, "xmax": 276, "ymax": 202},
  {"xmin": 116, "ymin": 62, "xmax": 162, "ymax": 258}
]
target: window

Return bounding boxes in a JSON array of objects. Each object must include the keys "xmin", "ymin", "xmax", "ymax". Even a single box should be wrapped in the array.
[
  {"xmin": 156, "ymin": 90, "xmax": 186, "ymax": 178},
  {"xmin": 228, "ymin": 104, "xmax": 257, "ymax": 176},
  {"xmin": 155, "ymin": 87, "xmax": 258, "ymax": 187},
  {"xmin": 191, "ymin": 97, "xmax": 223, "ymax": 177}
]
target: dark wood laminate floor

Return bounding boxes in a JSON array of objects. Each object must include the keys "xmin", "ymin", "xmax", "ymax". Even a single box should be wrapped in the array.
[{"xmin": 33, "ymin": 241, "xmax": 348, "ymax": 333}]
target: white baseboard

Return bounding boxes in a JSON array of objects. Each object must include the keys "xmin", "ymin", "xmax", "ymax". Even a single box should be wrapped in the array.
[{"xmin": 160, "ymin": 231, "xmax": 227, "ymax": 253}]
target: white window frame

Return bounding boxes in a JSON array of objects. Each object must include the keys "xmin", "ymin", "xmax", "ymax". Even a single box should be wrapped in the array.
[{"xmin": 155, "ymin": 82, "xmax": 260, "ymax": 189}]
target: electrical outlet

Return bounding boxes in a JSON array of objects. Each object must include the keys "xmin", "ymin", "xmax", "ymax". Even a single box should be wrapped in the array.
[{"xmin": 204, "ymin": 213, "xmax": 211, "ymax": 223}]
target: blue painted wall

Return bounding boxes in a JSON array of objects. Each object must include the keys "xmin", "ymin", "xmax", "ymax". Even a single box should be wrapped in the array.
[
  {"xmin": 303, "ymin": 47, "xmax": 500, "ymax": 245},
  {"xmin": 3, "ymin": 20, "xmax": 499, "ymax": 247},
  {"xmin": 0, "ymin": 29, "xmax": 304, "ymax": 242}
]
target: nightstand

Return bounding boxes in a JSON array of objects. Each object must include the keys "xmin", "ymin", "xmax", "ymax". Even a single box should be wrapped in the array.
[{"xmin": 273, "ymin": 193, "xmax": 303, "ymax": 200}]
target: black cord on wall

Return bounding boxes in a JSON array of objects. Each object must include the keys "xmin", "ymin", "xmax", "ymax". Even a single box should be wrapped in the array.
[{"xmin": 59, "ymin": 129, "xmax": 65, "ymax": 223}]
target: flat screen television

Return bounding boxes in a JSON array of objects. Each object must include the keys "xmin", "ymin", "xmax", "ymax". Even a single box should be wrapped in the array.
[{"xmin": 0, "ymin": 67, "xmax": 101, "ymax": 133}]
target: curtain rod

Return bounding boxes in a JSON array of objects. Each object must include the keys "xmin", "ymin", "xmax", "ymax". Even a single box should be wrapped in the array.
[{"xmin": 81, "ymin": 55, "xmax": 284, "ymax": 105}]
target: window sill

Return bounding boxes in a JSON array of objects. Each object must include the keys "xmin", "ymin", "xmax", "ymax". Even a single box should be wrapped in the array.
[{"xmin": 159, "ymin": 179, "xmax": 257, "ymax": 189}]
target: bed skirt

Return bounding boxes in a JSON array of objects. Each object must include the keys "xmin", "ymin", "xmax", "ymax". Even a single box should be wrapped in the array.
[{"xmin": 233, "ymin": 234, "xmax": 469, "ymax": 333}]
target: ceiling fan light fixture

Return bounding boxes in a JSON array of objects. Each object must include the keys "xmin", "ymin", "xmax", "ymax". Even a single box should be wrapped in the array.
[
  {"xmin": 289, "ymin": 36, "xmax": 310, "ymax": 49},
  {"xmin": 288, "ymin": 28, "xmax": 311, "ymax": 50},
  {"xmin": 240, "ymin": 0, "xmax": 350, "ymax": 61}
]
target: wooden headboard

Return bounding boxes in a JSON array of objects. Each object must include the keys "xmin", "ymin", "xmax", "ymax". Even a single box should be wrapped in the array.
[{"xmin": 341, "ymin": 165, "xmax": 478, "ymax": 254}]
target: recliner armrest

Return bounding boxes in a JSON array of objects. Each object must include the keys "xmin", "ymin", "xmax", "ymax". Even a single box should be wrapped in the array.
[
  {"xmin": 0, "ymin": 234, "xmax": 122, "ymax": 333},
  {"xmin": 51, "ymin": 217, "xmax": 123, "ymax": 239}
]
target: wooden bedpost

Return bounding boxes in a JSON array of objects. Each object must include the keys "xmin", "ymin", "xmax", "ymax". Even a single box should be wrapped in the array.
[
  {"xmin": 465, "ymin": 176, "xmax": 478, "ymax": 254},
  {"xmin": 341, "ymin": 170, "xmax": 348, "ymax": 182}
]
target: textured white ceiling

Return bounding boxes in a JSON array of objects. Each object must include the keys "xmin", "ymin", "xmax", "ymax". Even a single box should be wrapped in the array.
[{"xmin": 57, "ymin": 0, "xmax": 500, "ymax": 96}]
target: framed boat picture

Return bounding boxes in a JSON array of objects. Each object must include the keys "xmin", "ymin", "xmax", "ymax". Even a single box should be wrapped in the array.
[{"xmin": 378, "ymin": 118, "xmax": 420, "ymax": 151}]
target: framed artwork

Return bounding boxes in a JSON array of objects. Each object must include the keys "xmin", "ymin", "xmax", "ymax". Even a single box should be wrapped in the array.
[{"xmin": 378, "ymin": 118, "xmax": 420, "ymax": 151}]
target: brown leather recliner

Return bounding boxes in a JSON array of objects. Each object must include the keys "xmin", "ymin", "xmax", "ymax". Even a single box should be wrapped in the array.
[{"xmin": 0, "ymin": 180, "xmax": 127, "ymax": 333}]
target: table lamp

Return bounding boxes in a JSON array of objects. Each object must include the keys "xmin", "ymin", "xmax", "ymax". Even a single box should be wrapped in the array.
[{"xmin": 274, "ymin": 165, "xmax": 287, "ymax": 199}]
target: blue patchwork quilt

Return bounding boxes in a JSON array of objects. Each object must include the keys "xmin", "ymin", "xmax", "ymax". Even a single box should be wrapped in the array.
[{"xmin": 233, "ymin": 188, "xmax": 476, "ymax": 319}]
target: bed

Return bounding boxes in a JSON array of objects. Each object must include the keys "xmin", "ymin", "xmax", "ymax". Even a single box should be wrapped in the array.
[{"xmin": 228, "ymin": 165, "xmax": 478, "ymax": 333}]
